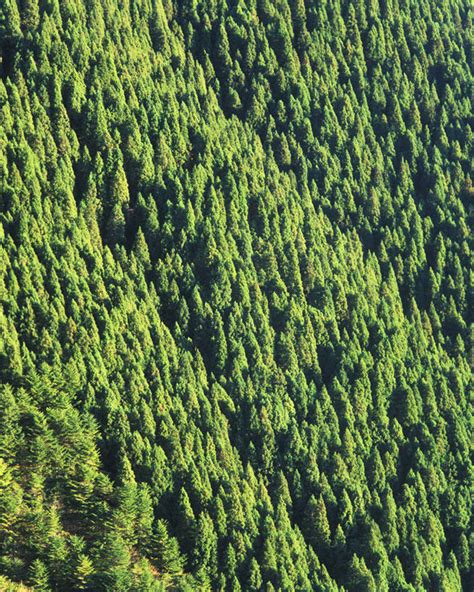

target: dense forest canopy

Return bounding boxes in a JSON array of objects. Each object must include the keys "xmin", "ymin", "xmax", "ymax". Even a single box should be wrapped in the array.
[{"xmin": 0, "ymin": 0, "xmax": 472, "ymax": 590}]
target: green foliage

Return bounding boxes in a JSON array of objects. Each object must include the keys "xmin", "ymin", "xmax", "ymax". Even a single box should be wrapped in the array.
[{"xmin": 0, "ymin": 0, "xmax": 471, "ymax": 590}]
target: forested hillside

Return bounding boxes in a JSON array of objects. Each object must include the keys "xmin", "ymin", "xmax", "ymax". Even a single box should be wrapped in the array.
[{"xmin": 0, "ymin": 0, "xmax": 472, "ymax": 590}]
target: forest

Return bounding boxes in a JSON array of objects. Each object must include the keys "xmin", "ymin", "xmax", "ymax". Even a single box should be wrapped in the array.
[{"xmin": 0, "ymin": 0, "xmax": 472, "ymax": 590}]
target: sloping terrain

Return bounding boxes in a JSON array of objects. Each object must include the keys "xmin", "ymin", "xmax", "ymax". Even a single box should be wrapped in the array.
[{"xmin": 0, "ymin": 1, "xmax": 472, "ymax": 590}]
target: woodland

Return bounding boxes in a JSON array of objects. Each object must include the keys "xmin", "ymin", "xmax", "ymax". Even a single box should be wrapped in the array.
[{"xmin": 0, "ymin": 0, "xmax": 472, "ymax": 590}]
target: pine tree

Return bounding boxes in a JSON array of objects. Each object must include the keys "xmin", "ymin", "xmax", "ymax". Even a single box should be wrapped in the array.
[
  {"xmin": 74, "ymin": 555, "xmax": 94, "ymax": 591},
  {"xmin": 29, "ymin": 560, "xmax": 51, "ymax": 592},
  {"xmin": 149, "ymin": 519, "xmax": 185, "ymax": 575}
]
